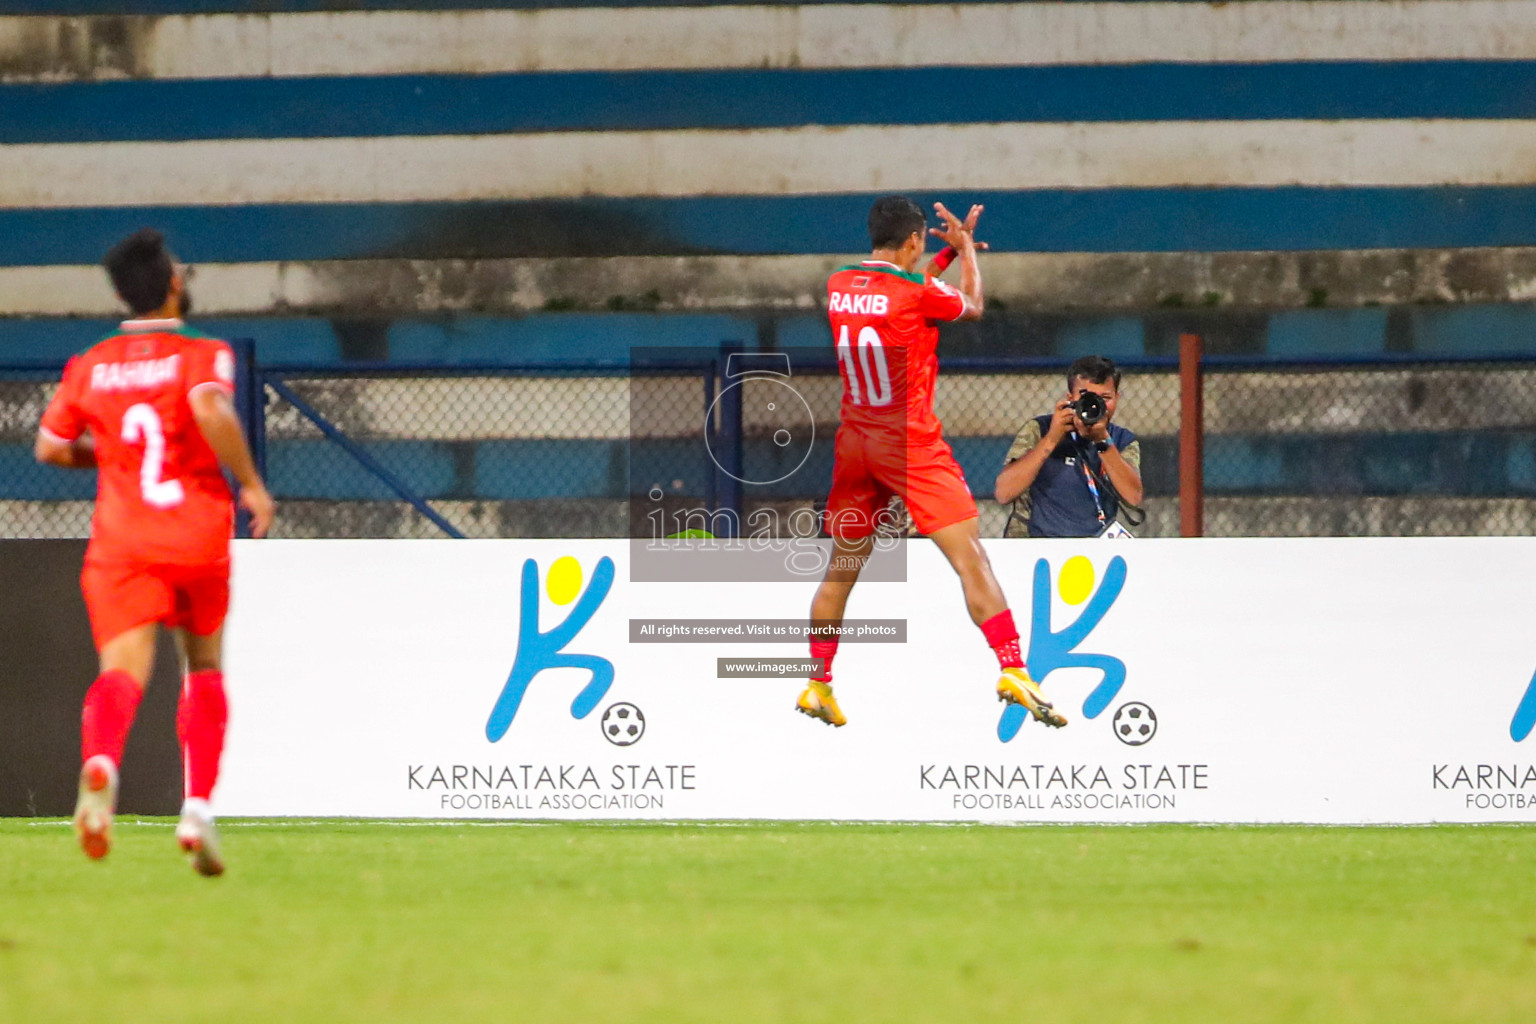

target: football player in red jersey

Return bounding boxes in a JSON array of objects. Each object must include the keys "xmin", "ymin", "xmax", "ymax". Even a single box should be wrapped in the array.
[
  {"xmin": 35, "ymin": 229, "xmax": 275, "ymax": 876},
  {"xmin": 797, "ymin": 196, "xmax": 1066, "ymax": 730}
]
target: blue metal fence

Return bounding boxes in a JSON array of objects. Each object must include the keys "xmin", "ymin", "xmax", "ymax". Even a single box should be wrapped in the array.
[{"xmin": 5, "ymin": 348, "xmax": 1536, "ymax": 538}]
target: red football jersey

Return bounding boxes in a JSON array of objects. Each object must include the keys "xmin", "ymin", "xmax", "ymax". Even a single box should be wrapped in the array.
[
  {"xmin": 826, "ymin": 261, "xmax": 965, "ymax": 443},
  {"xmin": 40, "ymin": 319, "xmax": 236, "ymax": 567}
]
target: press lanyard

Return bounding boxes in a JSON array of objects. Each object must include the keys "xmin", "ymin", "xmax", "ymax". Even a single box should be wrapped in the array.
[{"xmin": 1073, "ymin": 433, "xmax": 1107, "ymax": 526}]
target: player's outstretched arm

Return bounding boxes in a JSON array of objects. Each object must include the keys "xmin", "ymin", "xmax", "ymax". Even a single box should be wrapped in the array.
[
  {"xmin": 190, "ymin": 387, "xmax": 276, "ymax": 538},
  {"xmin": 34, "ymin": 430, "xmax": 96, "ymax": 469},
  {"xmin": 932, "ymin": 202, "xmax": 984, "ymax": 320}
]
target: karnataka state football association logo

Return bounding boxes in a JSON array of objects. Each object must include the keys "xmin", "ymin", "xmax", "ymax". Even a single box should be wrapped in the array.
[
  {"xmin": 999, "ymin": 555, "xmax": 1134, "ymax": 744},
  {"xmin": 1512, "ymin": 669, "xmax": 1536, "ymax": 743},
  {"xmin": 485, "ymin": 556, "xmax": 619, "ymax": 742}
]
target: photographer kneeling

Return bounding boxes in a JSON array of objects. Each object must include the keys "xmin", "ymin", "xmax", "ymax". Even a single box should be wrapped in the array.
[{"xmin": 995, "ymin": 356, "xmax": 1144, "ymax": 538}]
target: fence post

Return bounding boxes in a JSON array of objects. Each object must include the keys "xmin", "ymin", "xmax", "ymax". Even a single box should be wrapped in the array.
[
  {"xmin": 1179, "ymin": 332, "xmax": 1204, "ymax": 538},
  {"xmin": 231, "ymin": 338, "xmax": 265, "ymax": 539},
  {"xmin": 702, "ymin": 364, "xmax": 717, "ymax": 523},
  {"xmin": 713, "ymin": 342, "xmax": 744, "ymax": 537}
]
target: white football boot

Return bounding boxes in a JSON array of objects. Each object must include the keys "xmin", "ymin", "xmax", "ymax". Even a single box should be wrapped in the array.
[
  {"xmin": 73, "ymin": 755, "xmax": 119, "ymax": 860},
  {"xmin": 175, "ymin": 798, "xmax": 225, "ymax": 877}
]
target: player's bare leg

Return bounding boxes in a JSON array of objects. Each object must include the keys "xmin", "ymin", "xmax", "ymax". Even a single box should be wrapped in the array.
[
  {"xmin": 928, "ymin": 518, "xmax": 1066, "ymax": 727},
  {"xmin": 798, "ymin": 533, "xmax": 873, "ymax": 726},
  {"xmin": 172, "ymin": 628, "xmax": 228, "ymax": 876},
  {"xmin": 76, "ymin": 623, "xmax": 156, "ymax": 859}
]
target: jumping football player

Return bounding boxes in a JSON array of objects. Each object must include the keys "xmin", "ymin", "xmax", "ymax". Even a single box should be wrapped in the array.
[
  {"xmin": 798, "ymin": 197, "xmax": 1066, "ymax": 730},
  {"xmin": 35, "ymin": 228, "xmax": 275, "ymax": 876}
]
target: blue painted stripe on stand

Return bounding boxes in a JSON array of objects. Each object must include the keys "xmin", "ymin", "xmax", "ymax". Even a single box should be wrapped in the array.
[
  {"xmin": 6, "ymin": 305, "xmax": 1536, "ymax": 369},
  {"xmin": 7, "ymin": 63, "xmax": 1534, "ymax": 143},
  {"xmin": 0, "ymin": 314, "xmax": 760, "ymax": 366},
  {"xmin": 2, "ymin": 187, "xmax": 1535, "ymax": 265},
  {"xmin": 0, "ymin": 318, "xmax": 345, "ymax": 363},
  {"xmin": 385, "ymin": 313, "xmax": 758, "ymax": 364}
]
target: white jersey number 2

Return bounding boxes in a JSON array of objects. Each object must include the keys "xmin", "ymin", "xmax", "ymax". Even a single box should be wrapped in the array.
[
  {"xmin": 836, "ymin": 324, "xmax": 894, "ymax": 407},
  {"xmin": 121, "ymin": 403, "xmax": 186, "ymax": 509}
]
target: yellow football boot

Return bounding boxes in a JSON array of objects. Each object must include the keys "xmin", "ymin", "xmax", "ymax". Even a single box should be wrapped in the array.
[
  {"xmin": 997, "ymin": 667, "xmax": 1068, "ymax": 728},
  {"xmin": 796, "ymin": 681, "xmax": 847, "ymax": 727}
]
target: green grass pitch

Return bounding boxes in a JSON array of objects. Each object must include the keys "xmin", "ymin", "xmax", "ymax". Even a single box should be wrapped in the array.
[{"xmin": 1, "ymin": 819, "xmax": 1533, "ymax": 1023}]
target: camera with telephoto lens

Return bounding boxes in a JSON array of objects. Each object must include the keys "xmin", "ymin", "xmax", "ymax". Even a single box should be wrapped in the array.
[{"xmin": 1069, "ymin": 391, "xmax": 1108, "ymax": 426}]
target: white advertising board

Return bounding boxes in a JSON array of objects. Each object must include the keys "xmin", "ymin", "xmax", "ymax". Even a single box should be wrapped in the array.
[{"xmin": 220, "ymin": 538, "xmax": 1536, "ymax": 823}]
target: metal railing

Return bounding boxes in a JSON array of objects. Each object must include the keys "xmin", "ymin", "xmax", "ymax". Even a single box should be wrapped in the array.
[{"xmin": 3, "ymin": 342, "xmax": 1536, "ymax": 539}]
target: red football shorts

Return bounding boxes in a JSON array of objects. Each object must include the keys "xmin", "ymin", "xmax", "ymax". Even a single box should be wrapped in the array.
[
  {"xmin": 824, "ymin": 426, "xmax": 978, "ymax": 539},
  {"xmin": 80, "ymin": 560, "xmax": 230, "ymax": 649}
]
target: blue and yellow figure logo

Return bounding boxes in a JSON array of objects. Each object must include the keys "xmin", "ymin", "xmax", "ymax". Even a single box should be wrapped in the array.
[
  {"xmin": 486, "ymin": 555, "xmax": 615, "ymax": 742},
  {"xmin": 1512, "ymin": 670, "xmax": 1536, "ymax": 742},
  {"xmin": 999, "ymin": 555, "xmax": 1128, "ymax": 743}
]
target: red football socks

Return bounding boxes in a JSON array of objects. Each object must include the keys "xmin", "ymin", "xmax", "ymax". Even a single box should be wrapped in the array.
[
  {"xmin": 980, "ymin": 610, "xmax": 1025, "ymax": 671},
  {"xmin": 810, "ymin": 637, "xmax": 839, "ymax": 683},
  {"xmin": 177, "ymin": 670, "xmax": 229, "ymax": 801},
  {"xmin": 81, "ymin": 669, "xmax": 144, "ymax": 766}
]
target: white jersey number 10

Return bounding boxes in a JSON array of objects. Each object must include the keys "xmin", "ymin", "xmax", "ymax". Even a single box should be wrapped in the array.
[
  {"xmin": 121, "ymin": 403, "xmax": 186, "ymax": 509},
  {"xmin": 836, "ymin": 324, "xmax": 894, "ymax": 407}
]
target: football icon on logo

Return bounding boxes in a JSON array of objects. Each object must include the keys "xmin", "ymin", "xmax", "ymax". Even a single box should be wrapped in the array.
[
  {"xmin": 1112, "ymin": 702, "xmax": 1157, "ymax": 746},
  {"xmin": 601, "ymin": 702, "xmax": 646, "ymax": 746}
]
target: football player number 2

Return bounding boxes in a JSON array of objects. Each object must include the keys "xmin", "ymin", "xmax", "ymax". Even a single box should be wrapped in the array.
[
  {"xmin": 837, "ymin": 325, "xmax": 893, "ymax": 406},
  {"xmin": 121, "ymin": 404, "xmax": 185, "ymax": 509}
]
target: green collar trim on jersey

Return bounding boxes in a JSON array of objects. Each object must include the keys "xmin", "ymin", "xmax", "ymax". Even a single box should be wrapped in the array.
[
  {"xmin": 119, "ymin": 317, "xmax": 184, "ymax": 331},
  {"xmin": 116, "ymin": 319, "xmax": 212, "ymax": 340},
  {"xmin": 836, "ymin": 261, "xmax": 925, "ymax": 285},
  {"xmin": 83, "ymin": 319, "xmax": 212, "ymax": 355}
]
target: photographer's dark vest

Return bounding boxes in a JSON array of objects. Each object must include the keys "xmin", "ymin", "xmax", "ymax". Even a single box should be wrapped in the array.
[{"xmin": 1014, "ymin": 415, "xmax": 1138, "ymax": 538}]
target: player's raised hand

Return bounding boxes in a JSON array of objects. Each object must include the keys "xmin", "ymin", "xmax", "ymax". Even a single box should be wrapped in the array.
[
  {"xmin": 930, "ymin": 202, "xmax": 989, "ymax": 251},
  {"xmin": 961, "ymin": 203, "xmax": 986, "ymax": 245}
]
